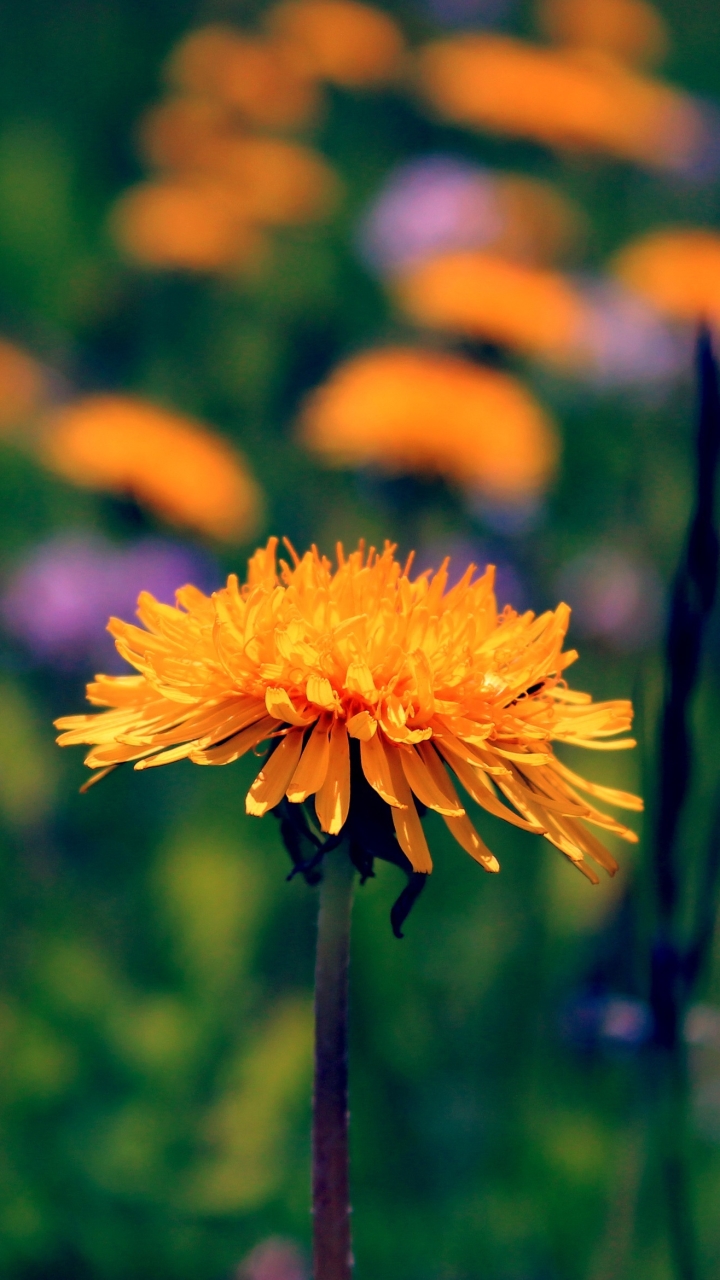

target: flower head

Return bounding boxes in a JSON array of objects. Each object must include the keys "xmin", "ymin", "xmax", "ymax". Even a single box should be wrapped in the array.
[
  {"xmin": 299, "ymin": 347, "xmax": 558, "ymax": 501},
  {"xmin": 110, "ymin": 179, "xmax": 264, "ymax": 272},
  {"xmin": 266, "ymin": 0, "xmax": 406, "ymax": 87},
  {"xmin": 416, "ymin": 34, "xmax": 705, "ymax": 173},
  {"xmin": 166, "ymin": 26, "xmax": 320, "ymax": 130},
  {"xmin": 538, "ymin": 0, "xmax": 669, "ymax": 68},
  {"xmin": 56, "ymin": 539, "xmax": 640, "ymax": 883},
  {"xmin": 611, "ymin": 228, "xmax": 720, "ymax": 325},
  {"xmin": 392, "ymin": 250, "xmax": 587, "ymax": 361},
  {"xmin": 41, "ymin": 394, "xmax": 262, "ymax": 542}
]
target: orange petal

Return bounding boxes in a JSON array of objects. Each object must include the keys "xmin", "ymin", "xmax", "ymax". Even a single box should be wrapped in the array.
[
  {"xmin": 287, "ymin": 715, "xmax": 331, "ymax": 801},
  {"xmin": 400, "ymin": 743, "xmax": 464, "ymax": 816},
  {"xmin": 346, "ymin": 709, "xmax": 377, "ymax": 740},
  {"xmin": 552, "ymin": 759, "xmax": 643, "ymax": 811},
  {"xmin": 442, "ymin": 811, "xmax": 499, "ymax": 872},
  {"xmin": 265, "ymin": 687, "xmax": 317, "ymax": 725},
  {"xmin": 191, "ymin": 715, "xmax": 277, "ymax": 765},
  {"xmin": 135, "ymin": 741, "xmax": 200, "ymax": 769},
  {"xmin": 246, "ymin": 727, "xmax": 305, "ymax": 815},
  {"xmin": 315, "ymin": 719, "xmax": 350, "ymax": 834},
  {"xmin": 306, "ymin": 674, "xmax": 337, "ymax": 709},
  {"xmin": 385, "ymin": 745, "xmax": 433, "ymax": 873},
  {"xmin": 360, "ymin": 730, "xmax": 405, "ymax": 808},
  {"xmin": 434, "ymin": 737, "xmax": 541, "ymax": 831}
]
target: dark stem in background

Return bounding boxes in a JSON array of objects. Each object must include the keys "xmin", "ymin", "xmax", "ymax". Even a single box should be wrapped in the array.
[
  {"xmin": 654, "ymin": 325, "xmax": 720, "ymax": 950},
  {"xmin": 649, "ymin": 325, "xmax": 720, "ymax": 1280},
  {"xmin": 313, "ymin": 848, "xmax": 354, "ymax": 1280}
]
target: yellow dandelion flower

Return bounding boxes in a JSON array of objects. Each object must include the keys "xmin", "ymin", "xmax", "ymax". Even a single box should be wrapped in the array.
[{"xmin": 56, "ymin": 539, "xmax": 641, "ymax": 883}]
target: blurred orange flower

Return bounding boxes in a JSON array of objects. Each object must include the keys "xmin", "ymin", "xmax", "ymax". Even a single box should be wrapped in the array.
[
  {"xmin": 42, "ymin": 395, "xmax": 262, "ymax": 542},
  {"xmin": 166, "ymin": 26, "xmax": 320, "ymax": 130},
  {"xmin": 137, "ymin": 97, "xmax": 236, "ymax": 171},
  {"xmin": 109, "ymin": 179, "xmax": 265, "ymax": 272},
  {"xmin": 611, "ymin": 229, "xmax": 720, "ymax": 324},
  {"xmin": 0, "ymin": 339, "xmax": 48, "ymax": 432},
  {"xmin": 174, "ymin": 135, "xmax": 341, "ymax": 225},
  {"xmin": 300, "ymin": 347, "xmax": 558, "ymax": 500},
  {"xmin": 538, "ymin": 0, "xmax": 669, "ymax": 67},
  {"xmin": 266, "ymin": 0, "xmax": 406, "ymax": 87},
  {"xmin": 416, "ymin": 35, "xmax": 703, "ymax": 171},
  {"xmin": 391, "ymin": 250, "xmax": 587, "ymax": 362}
]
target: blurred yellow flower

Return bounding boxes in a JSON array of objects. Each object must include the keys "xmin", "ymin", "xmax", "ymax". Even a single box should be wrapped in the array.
[
  {"xmin": 266, "ymin": 0, "xmax": 406, "ymax": 87},
  {"xmin": 166, "ymin": 25, "xmax": 320, "ymax": 130},
  {"xmin": 538, "ymin": 0, "xmax": 669, "ymax": 68},
  {"xmin": 611, "ymin": 228, "xmax": 720, "ymax": 324},
  {"xmin": 110, "ymin": 179, "xmax": 265, "ymax": 273},
  {"xmin": 416, "ymin": 35, "xmax": 703, "ymax": 171},
  {"xmin": 0, "ymin": 339, "xmax": 48, "ymax": 432},
  {"xmin": 41, "ymin": 395, "xmax": 262, "ymax": 543},
  {"xmin": 300, "ymin": 346, "xmax": 558, "ymax": 500},
  {"xmin": 391, "ymin": 250, "xmax": 587, "ymax": 361},
  {"xmin": 56, "ymin": 538, "xmax": 640, "ymax": 880}
]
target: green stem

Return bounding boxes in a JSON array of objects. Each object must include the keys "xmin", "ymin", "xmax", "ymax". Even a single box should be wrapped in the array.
[{"xmin": 313, "ymin": 847, "xmax": 354, "ymax": 1280}]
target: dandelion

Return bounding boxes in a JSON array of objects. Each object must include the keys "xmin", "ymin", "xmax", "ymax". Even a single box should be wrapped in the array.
[
  {"xmin": 611, "ymin": 228, "xmax": 720, "ymax": 325},
  {"xmin": 391, "ymin": 250, "xmax": 587, "ymax": 361},
  {"xmin": 299, "ymin": 346, "xmax": 558, "ymax": 501},
  {"xmin": 416, "ymin": 34, "xmax": 705, "ymax": 172},
  {"xmin": 41, "ymin": 395, "xmax": 262, "ymax": 543},
  {"xmin": 266, "ymin": 0, "xmax": 406, "ymax": 87},
  {"xmin": 56, "ymin": 536, "xmax": 640, "ymax": 881},
  {"xmin": 55, "ymin": 536, "xmax": 639, "ymax": 1280},
  {"xmin": 537, "ymin": 0, "xmax": 669, "ymax": 68}
]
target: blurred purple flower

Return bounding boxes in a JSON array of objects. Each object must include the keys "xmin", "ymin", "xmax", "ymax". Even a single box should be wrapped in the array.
[
  {"xmin": 556, "ymin": 547, "xmax": 663, "ymax": 651},
  {"xmin": 675, "ymin": 99, "xmax": 720, "ymax": 184},
  {"xmin": 236, "ymin": 1238, "xmax": 308, "ymax": 1280},
  {"xmin": 467, "ymin": 490, "xmax": 545, "ymax": 536},
  {"xmin": 356, "ymin": 156, "xmax": 503, "ymax": 275},
  {"xmin": 1, "ymin": 533, "xmax": 218, "ymax": 671},
  {"xmin": 561, "ymin": 992, "xmax": 652, "ymax": 1053},
  {"xmin": 421, "ymin": 0, "xmax": 515, "ymax": 29},
  {"xmin": 574, "ymin": 279, "xmax": 690, "ymax": 388}
]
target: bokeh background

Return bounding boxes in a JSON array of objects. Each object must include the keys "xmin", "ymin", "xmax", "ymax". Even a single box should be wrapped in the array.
[{"xmin": 1, "ymin": 0, "xmax": 720, "ymax": 1276}]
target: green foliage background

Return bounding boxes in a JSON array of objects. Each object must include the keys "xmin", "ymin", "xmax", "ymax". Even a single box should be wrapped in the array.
[{"xmin": 1, "ymin": 1, "xmax": 720, "ymax": 1277}]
